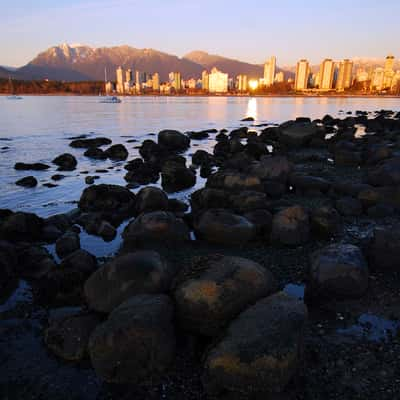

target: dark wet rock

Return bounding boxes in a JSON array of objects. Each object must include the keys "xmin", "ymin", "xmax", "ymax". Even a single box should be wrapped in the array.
[
  {"xmin": 158, "ymin": 129, "xmax": 190, "ymax": 152},
  {"xmin": 204, "ymin": 292, "xmax": 307, "ymax": 398},
  {"xmin": 368, "ymin": 157, "xmax": 400, "ymax": 186},
  {"xmin": 364, "ymin": 145, "xmax": 392, "ymax": 165},
  {"xmin": 43, "ymin": 183, "xmax": 58, "ymax": 188},
  {"xmin": 243, "ymin": 209, "xmax": 273, "ymax": 238},
  {"xmin": 51, "ymin": 174, "xmax": 66, "ymax": 181},
  {"xmin": 135, "ymin": 187, "xmax": 168, "ymax": 215},
  {"xmin": 333, "ymin": 182, "xmax": 371, "ymax": 198},
  {"xmin": 0, "ymin": 241, "xmax": 17, "ymax": 288},
  {"xmin": 367, "ymin": 203, "xmax": 395, "ymax": 218},
  {"xmin": 124, "ymin": 161, "xmax": 159, "ymax": 185},
  {"xmin": 241, "ymin": 116, "xmax": 254, "ymax": 122},
  {"xmin": 206, "ymin": 171, "xmax": 263, "ymax": 193},
  {"xmin": 83, "ymin": 147, "xmax": 107, "ymax": 160},
  {"xmin": 216, "ymin": 132, "xmax": 228, "ymax": 142},
  {"xmin": 89, "ymin": 294, "xmax": 175, "ymax": 383},
  {"xmin": 289, "ymin": 174, "xmax": 331, "ymax": 195},
  {"xmin": 15, "ymin": 176, "xmax": 37, "ymax": 188},
  {"xmin": 230, "ymin": 191, "xmax": 269, "ymax": 213},
  {"xmin": 278, "ymin": 120, "xmax": 322, "ymax": 147},
  {"xmin": 0, "ymin": 212, "xmax": 43, "ymax": 242},
  {"xmin": 250, "ymin": 155, "xmax": 292, "ymax": 183},
  {"xmin": 69, "ymin": 137, "xmax": 112, "ymax": 148},
  {"xmin": 229, "ymin": 127, "xmax": 248, "ymax": 139},
  {"xmin": 52, "ymin": 153, "xmax": 77, "ymax": 171},
  {"xmin": 124, "ymin": 158, "xmax": 144, "ymax": 171},
  {"xmin": 306, "ymin": 244, "xmax": 368, "ymax": 301},
  {"xmin": 334, "ymin": 148, "xmax": 362, "ymax": 167},
  {"xmin": 14, "ymin": 162, "xmax": 50, "ymax": 171},
  {"xmin": 45, "ymin": 213, "xmax": 72, "ymax": 233},
  {"xmin": 368, "ymin": 228, "xmax": 400, "ymax": 270},
  {"xmin": 271, "ymin": 206, "xmax": 310, "ymax": 246},
  {"xmin": 139, "ymin": 139, "xmax": 169, "ymax": 163},
  {"xmin": 104, "ymin": 144, "xmax": 129, "ymax": 161},
  {"xmin": 42, "ymin": 224, "xmax": 63, "ymax": 242},
  {"xmin": 175, "ymin": 254, "xmax": 276, "ymax": 337},
  {"xmin": 191, "ymin": 188, "xmax": 231, "ymax": 214},
  {"xmin": 311, "ymin": 206, "xmax": 342, "ymax": 238},
  {"xmin": 122, "ymin": 211, "xmax": 190, "ymax": 248},
  {"xmin": 192, "ymin": 150, "xmax": 214, "ymax": 166},
  {"xmin": 44, "ymin": 309, "xmax": 100, "ymax": 361},
  {"xmin": 78, "ymin": 184, "xmax": 136, "ymax": 220},
  {"xmin": 195, "ymin": 209, "xmax": 256, "ymax": 245},
  {"xmin": 85, "ymin": 176, "xmax": 95, "ymax": 185},
  {"xmin": 55, "ymin": 231, "xmax": 80, "ymax": 259},
  {"xmin": 336, "ymin": 197, "xmax": 363, "ymax": 216},
  {"xmin": 76, "ymin": 213, "xmax": 116, "ymax": 241},
  {"xmin": 167, "ymin": 199, "xmax": 188, "ymax": 214},
  {"xmin": 85, "ymin": 251, "xmax": 173, "ymax": 313},
  {"xmin": 188, "ymin": 130, "xmax": 210, "ymax": 140},
  {"xmin": 18, "ymin": 245, "xmax": 56, "ymax": 279},
  {"xmin": 96, "ymin": 220, "xmax": 117, "ymax": 241},
  {"xmin": 60, "ymin": 249, "xmax": 97, "ymax": 276},
  {"xmin": 161, "ymin": 159, "xmax": 196, "ymax": 193}
]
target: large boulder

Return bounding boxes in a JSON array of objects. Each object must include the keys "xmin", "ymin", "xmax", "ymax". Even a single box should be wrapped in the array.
[
  {"xmin": 52, "ymin": 153, "xmax": 77, "ymax": 171},
  {"xmin": 206, "ymin": 171, "xmax": 263, "ymax": 193},
  {"xmin": 250, "ymin": 156, "xmax": 292, "ymax": 183},
  {"xmin": 289, "ymin": 174, "xmax": 331, "ymax": 195},
  {"xmin": 204, "ymin": 292, "xmax": 308, "ymax": 398},
  {"xmin": 190, "ymin": 188, "xmax": 231, "ymax": 214},
  {"xmin": 18, "ymin": 245, "xmax": 56, "ymax": 279},
  {"xmin": 368, "ymin": 228, "xmax": 400, "ymax": 270},
  {"xmin": 89, "ymin": 294, "xmax": 175, "ymax": 383},
  {"xmin": 174, "ymin": 255, "xmax": 277, "ymax": 336},
  {"xmin": 135, "ymin": 187, "xmax": 169, "ymax": 214},
  {"xmin": 368, "ymin": 157, "xmax": 400, "ymax": 186},
  {"xmin": 306, "ymin": 244, "xmax": 368, "ymax": 301},
  {"xmin": 84, "ymin": 251, "xmax": 173, "ymax": 313},
  {"xmin": 0, "ymin": 241, "xmax": 17, "ymax": 288},
  {"xmin": 271, "ymin": 206, "xmax": 310, "ymax": 246},
  {"xmin": 104, "ymin": 144, "xmax": 129, "ymax": 160},
  {"xmin": 59, "ymin": 249, "xmax": 97, "ymax": 276},
  {"xmin": 79, "ymin": 184, "xmax": 136, "ymax": 219},
  {"xmin": 311, "ymin": 206, "xmax": 342, "ymax": 238},
  {"xmin": 122, "ymin": 211, "xmax": 190, "ymax": 247},
  {"xmin": 15, "ymin": 176, "xmax": 38, "ymax": 188},
  {"xmin": 55, "ymin": 231, "xmax": 80, "ymax": 259},
  {"xmin": 69, "ymin": 137, "xmax": 112, "ymax": 148},
  {"xmin": 158, "ymin": 129, "xmax": 190, "ymax": 152},
  {"xmin": 14, "ymin": 162, "xmax": 50, "ymax": 171},
  {"xmin": 0, "ymin": 212, "xmax": 43, "ymax": 242},
  {"xmin": 44, "ymin": 308, "xmax": 100, "ymax": 361},
  {"xmin": 195, "ymin": 209, "xmax": 256, "ymax": 245},
  {"xmin": 161, "ymin": 159, "xmax": 196, "ymax": 192},
  {"xmin": 83, "ymin": 147, "xmax": 107, "ymax": 160},
  {"xmin": 229, "ymin": 191, "xmax": 270, "ymax": 213},
  {"xmin": 278, "ymin": 121, "xmax": 321, "ymax": 147}
]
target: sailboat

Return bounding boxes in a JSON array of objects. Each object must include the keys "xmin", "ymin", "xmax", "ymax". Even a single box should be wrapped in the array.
[
  {"xmin": 99, "ymin": 68, "xmax": 121, "ymax": 103},
  {"xmin": 7, "ymin": 77, "xmax": 23, "ymax": 100}
]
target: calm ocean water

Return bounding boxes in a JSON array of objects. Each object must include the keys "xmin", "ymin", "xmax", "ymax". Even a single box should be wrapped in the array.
[{"xmin": 1, "ymin": 95, "xmax": 399, "ymax": 219}]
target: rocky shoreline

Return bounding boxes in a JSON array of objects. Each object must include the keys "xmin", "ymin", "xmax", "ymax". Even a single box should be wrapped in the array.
[{"xmin": 1, "ymin": 110, "xmax": 400, "ymax": 399}]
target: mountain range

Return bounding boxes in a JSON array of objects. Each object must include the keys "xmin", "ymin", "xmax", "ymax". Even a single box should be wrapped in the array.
[{"xmin": 1, "ymin": 44, "xmax": 398, "ymax": 82}]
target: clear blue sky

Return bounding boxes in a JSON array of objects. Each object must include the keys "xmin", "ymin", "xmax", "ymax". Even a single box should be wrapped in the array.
[{"xmin": 2, "ymin": 0, "xmax": 399, "ymax": 67}]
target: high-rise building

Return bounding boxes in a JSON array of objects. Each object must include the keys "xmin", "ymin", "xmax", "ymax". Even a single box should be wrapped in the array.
[
  {"xmin": 319, "ymin": 59, "xmax": 335, "ymax": 90},
  {"xmin": 263, "ymin": 56, "xmax": 276, "ymax": 87},
  {"xmin": 336, "ymin": 59, "xmax": 353, "ymax": 91},
  {"xmin": 152, "ymin": 73, "xmax": 160, "ymax": 91},
  {"xmin": 237, "ymin": 74, "xmax": 248, "ymax": 92},
  {"xmin": 295, "ymin": 59, "xmax": 310, "ymax": 91},
  {"xmin": 125, "ymin": 69, "xmax": 133, "ymax": 84},
  {"xmin": 116, "ymin": 66, "xmax": 124, "ymax": 94},
  {"xmin": 208, "ymin": 67, "xmax": 228, "ymax": 93},
  {"xmin": 355, "ymin": 68, "xmax": 369, "ymax": 82},
  {"xmin": 383, "ymin": 55, "xmax": 395, "ymax": 89},
  {"xmin": 135, "ymin": 71, "xmax": 147, "ymax": 92},
  {"xmin": 275, "ymin": 71, "xmax": 284, "ymax": 83},
  {"xmin": 170, "ymin": 72, "xmax": 182, "ymax": 91},
  {"xmin": 202, "ymin": 70, "xmax": 209, "ymax": 91},
  {"xmin": 371, "ymin": 67, "xmax": 385, "ymax": 91}
]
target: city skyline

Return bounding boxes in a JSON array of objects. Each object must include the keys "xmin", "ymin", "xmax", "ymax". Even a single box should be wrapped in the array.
[{"xmin": 2, "ymin": 0, "xmax": 400, "ymax": 67}]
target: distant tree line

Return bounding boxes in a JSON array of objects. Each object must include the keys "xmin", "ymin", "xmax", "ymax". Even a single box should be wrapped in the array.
[{"xmin": 0, "ymin": 79, "xmax": 104, "ymax": 95}]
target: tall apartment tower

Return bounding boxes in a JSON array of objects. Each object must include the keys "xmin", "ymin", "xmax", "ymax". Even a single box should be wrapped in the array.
[
  {"xmin": 152, "ymin": 73, "xmax": 160, "ymax": 91},
  {"xmin": 116, "ymin": 66, "xmax": 124, "ymax": 94},
  {"xmin": 336, "ymin": 59, "xmax": 353, "ymax": 91},
  {"xmin": 383, "ymin": 55, "xmax": 395, "ymax": 89},
  {"xmin": 170, "ymin": 72, "xmax": 182, "ymax": 91},
  {"xmin": 125, "ymin": 69, "xmax": 133, "ymax": 83},
  {"xmin": 319, "ymin": 59, "xmax": 335, "ymax": 90},
  {"xmin": 202, "ymin": 70, "xmax": 209, "ymax": 91},
  {"xmin": 237, "ymin": 75, "xmax": 248, "ymax": 92},
  {"xmin": 263, "ymin": 56, "xmax": 276, "ymax": 87},
  {"xmin": 295, "ymin": 59, "xmax": 310, "ymax": 91}
]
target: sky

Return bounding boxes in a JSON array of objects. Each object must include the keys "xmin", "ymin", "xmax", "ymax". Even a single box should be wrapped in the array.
[{"xmin": 1, "ymin": 0, "xmax": 399, "ymax": 67}]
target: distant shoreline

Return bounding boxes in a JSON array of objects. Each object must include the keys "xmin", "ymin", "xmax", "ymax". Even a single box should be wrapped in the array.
[{"xmin": 1, "ymin": 93, "xmax": 399, "ymax": 99}]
